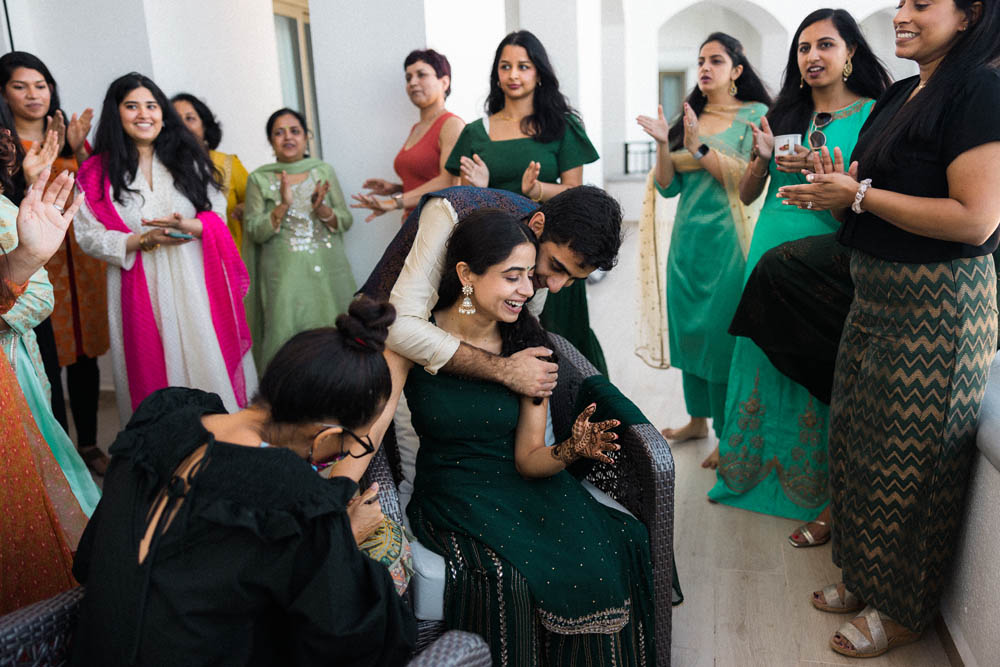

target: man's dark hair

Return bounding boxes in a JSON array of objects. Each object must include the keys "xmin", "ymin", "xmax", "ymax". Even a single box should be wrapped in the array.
[{"xmin": 536, "ymin": 185, "xmax": 623, "ymax": 272}]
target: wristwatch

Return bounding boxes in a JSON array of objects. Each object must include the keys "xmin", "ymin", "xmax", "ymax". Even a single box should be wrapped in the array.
[
  {"xmin": 692, "ymin": 143, "xmax": 710, "ymax": 160},
  {"xmin": 392, "ymin": 192, "xmax": 404, "ymax": 209}
]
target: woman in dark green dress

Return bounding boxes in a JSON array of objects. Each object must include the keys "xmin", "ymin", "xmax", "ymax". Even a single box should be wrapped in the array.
[
  {"xmin": 403, "ymin": 210, "xmax": 655, "ymax": 666},
  {"xmin": 445, "ymin": 30, "xmax": 607, "ymax": 376}
]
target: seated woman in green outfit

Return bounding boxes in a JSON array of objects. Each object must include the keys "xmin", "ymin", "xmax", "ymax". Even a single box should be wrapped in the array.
[
  {"xmin": 708, "ymin": 10, "xmax": 889, "ymax": 541},
  {"xmin": 446, "ymin": 30, "xmax": 608, "ymax": 376},
  {"xmin": 244, "ymin": 108, "xmax": 356, "ymax": 369},
  {"xmin": 637, "ymin": 32, "xmax": 771, "ymax": 465},
  {"xmin": 401, "ymin": 209, "xmax": 656, "ymax": 667}
]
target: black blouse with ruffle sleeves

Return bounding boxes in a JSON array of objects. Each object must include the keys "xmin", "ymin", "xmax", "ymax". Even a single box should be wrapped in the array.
[{"xmin": 70, "ymin": 387, "xmax": 415, "ymax": 667}]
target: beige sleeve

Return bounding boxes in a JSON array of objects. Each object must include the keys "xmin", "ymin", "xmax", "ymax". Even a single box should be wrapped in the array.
[{"xmin": 386, "ymin": 198, "xmax": 461, "ymax": 374}]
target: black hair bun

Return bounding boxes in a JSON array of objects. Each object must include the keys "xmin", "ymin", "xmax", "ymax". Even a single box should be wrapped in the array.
[{"xmin": 336, "ymin": 296, "xmax": 396, "ymax": 353}]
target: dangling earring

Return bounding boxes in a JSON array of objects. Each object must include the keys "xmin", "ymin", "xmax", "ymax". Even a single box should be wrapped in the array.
[
  {"xmin": 459, "ymin": 284, "xmax": 476, "ymax": 315},
  {"xmin": 729, "ymin": 80, "xmax": 738, "ymax": 96},
  {"xmin": 842, "ymin": 56, "xmax": 853, "ymax": 82},
  {"xmin": 799, "ymin": 76, "xmax": 805, "ymax": 89}
]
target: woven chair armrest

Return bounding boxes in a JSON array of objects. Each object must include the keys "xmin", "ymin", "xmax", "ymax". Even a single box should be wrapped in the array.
[
  {"xmin": 406, "ymin": 630, "xmax": 491, "ymax": 667},
  {"xmin": 0, "ymin": 586, "xmax": 85, "ymax": 665},
  {"xmin": 360, "ymin": 445, "xmax": 404, "ymax": 525}
]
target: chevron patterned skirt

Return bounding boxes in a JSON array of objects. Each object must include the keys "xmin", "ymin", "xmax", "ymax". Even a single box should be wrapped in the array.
[{"xmin": 829, "ymin": 251, "xmax": 997, "ymax": 632}]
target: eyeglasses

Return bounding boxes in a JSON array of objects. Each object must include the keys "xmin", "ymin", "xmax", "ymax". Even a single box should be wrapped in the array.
[
  {"xmin": 310, "ymin": 423, "xmax": 375, "ymax": 471},
  {"xmin": 808, "ymin": 112, "xmax": 833, "ymax": 149}
]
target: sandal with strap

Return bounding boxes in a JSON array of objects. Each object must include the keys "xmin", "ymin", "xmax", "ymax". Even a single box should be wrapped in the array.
[
  {"xmin": 830, "ymin": 605, "xmax": 920, "ymax": 658},
  {"xmin": 788, "ymin": 519, "xmax": 830, "ymax": 548},
  {"xmin": 812, "ymin": 583, "xmax": 863, "ymax": 613}
]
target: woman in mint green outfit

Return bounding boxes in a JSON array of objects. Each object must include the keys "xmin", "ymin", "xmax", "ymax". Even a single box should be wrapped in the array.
[
  {"xmin": 445, "ymin": 30, "xmax": 607, "ymax": 375},
  {"xmin": 244, "ymin": 108, "xmax": 356, "ymax": 369},
  {"xmin": 708, "ymin": 9, "xmax": 891, "ymax": 529},
  {"xmin": 638, "ymin": 33, "xmax": 771, "ymax": 454},
  {"xmin": 1, "ymin": 196, "xmax": 100, "ymax": 515}
]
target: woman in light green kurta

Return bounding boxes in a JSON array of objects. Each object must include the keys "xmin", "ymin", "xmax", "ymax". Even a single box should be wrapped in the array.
[
  {"xmin": 1, "ymin": 195, "xmax": 100, "ymax": 515},
  {"xmin": 638, "ymin": 32, "xmax": 771, "ymax": 455},
  {"xmin": 709, "ymin": 10, "xmax": 890, "ymax": 528},
  {"xmin": 444, "ymin": 30, "xmax": 607, "ymax": 376},
  {"xmin": 244, "ymin": 108, "xmax": 356, "ymax": 369}
]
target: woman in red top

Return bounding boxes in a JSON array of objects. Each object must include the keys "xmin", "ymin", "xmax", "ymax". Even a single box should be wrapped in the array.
[{"xmin": 352, "ymin": 49, "xmax": 463, "ymax": 222}]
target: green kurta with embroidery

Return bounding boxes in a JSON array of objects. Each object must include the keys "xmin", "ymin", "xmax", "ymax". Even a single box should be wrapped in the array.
[
  {"xmin": 445, "ymin": 115, "xmax": 608, "ymax": 375},
  {"xmin": 244, "ymin": 160, "xmax": 357, "ymax": 369},
  {"xmin": 656, "ymin": 103, "xmax": 765, "ymax": 385},
  {"xmin": 709, "ymin": 99, "xmax": 875, "ymax": 520},
  {"xmin": 405, "ymin": 368, "xmax": 654, "ymax": 666}
]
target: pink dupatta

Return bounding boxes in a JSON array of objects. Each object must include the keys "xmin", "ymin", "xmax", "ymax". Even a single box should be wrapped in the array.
[{"xmin": 77, "ymin": 155, "xmax": 252, "ymax": 411}]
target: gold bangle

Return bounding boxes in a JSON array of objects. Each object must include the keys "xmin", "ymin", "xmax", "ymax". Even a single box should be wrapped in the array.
[
  {"xmin": 317, "ymin": 208, "xmax": 336, "ymax": 223},
  {"xmin": 138, "ymin": 232, "xmax": 159, "ymax": 252},
  {"xmin": 531, "ymin": 182, "xmax": 544, "ymax": 203}
]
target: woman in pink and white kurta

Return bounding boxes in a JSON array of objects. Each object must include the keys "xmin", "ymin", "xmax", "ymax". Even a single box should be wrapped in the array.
[{"xmin": 74, "ymin": 73, "xmax": 255, "ymax": 424}]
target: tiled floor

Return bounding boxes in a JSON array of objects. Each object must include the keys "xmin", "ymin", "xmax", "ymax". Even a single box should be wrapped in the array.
[{"xmin": 80, "ymin": 220, "xmax": 952, "ymax": 666}]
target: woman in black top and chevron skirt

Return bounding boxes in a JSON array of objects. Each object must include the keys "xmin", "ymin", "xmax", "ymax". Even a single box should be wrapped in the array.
[{"xmin": 776, "ymin": 0, "xmax": 1000, "ymax": 658}]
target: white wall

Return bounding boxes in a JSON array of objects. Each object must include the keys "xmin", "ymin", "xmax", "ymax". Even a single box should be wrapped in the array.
[
  {"xmin": 309, "ymin": 0, "xmax": 428, "ymax": 287},
  {"xmin": 141, "ymin": 0, "xmax": 283, "ymax": 171},
  {"xmin": 5, "ymin": 0, "xmax": 282, "ymax": 173},
  {"xmin": 424, "ymin": 0, "xmax": 506, "ymax": 124}
]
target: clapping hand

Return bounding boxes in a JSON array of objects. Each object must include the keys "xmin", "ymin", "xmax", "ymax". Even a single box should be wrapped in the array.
[
  {"xmin": 681, "ymin": 102, "xmax": 701, "ymax": 153},
  {"xmin": 521, "ymin": 161, "xmax": 542, "ymax": 199},
  {"xmin": 16, "ymin": 167, "xmax": 84, "ymax": 266},
  {"xmin": 776, "ymin": 145, "xmax": 859, "ymax": 211},
  {"xmin": 459, "ymin": 154, "xmax": 489, "ymax": 187},
  {"xmin": 142, "ymin": 212, "xmax": 201, "ymax": 243},
  {"xmin": 47, "ymin": 111, "xmax": 67, "ymax": 153},
  {"xmin": 636, "ymin": 104, "xmax": 670, "ymax": 145},
  {"xmin": 278, "ymin": 171, "xmax": 293, "ymax": 206},
  {"xmin": 22, "ymin": 130, "xmax": 59, "ymax": 186},
  {"xmin": 360, "ymin": 178, "xmax": 398, "ymax": 196},
  {"xmin": 750, "ymin": 115, "xmax": 775, "ymax": 163},
  {"xmin": 349, "ymin": 192, "xmax": 396, "ymax": 222},
  {"xmin": 775, "ymin": 144, "xmax": 814, "ymax": 174},
  {"xmin": 552, "ymin": 403, "xmax": 620, "ymax": 465},
  {"xmin": 66, "ymin": 108, "xmax": 94, "ymax": 155},
  {"xmin": 310, "ymin": 179, "xmax": 331, "ymax": 210}
]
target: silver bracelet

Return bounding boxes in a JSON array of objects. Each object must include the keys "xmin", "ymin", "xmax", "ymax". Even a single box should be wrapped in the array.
[
  {"xmin": 852, "ymin": 178, "xmax": 872, "ymax": 214},
  {"xmin": 317, "ymin": 208, "xmax": 336, "ymax": 223}
]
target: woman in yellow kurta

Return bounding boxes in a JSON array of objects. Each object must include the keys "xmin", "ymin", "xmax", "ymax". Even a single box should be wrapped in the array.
[{"xmin": 172, "ymin": 93, "xmax": 248, "ymax": 249}]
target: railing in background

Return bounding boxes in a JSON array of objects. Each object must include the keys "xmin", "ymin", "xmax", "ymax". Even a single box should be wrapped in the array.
[{"xmin": 624, "ymin": 141, "xmax": 656, "ymax": 175}]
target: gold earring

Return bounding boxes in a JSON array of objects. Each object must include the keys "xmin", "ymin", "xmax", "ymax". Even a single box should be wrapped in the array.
[
  {"xmin": 842, "ymin": 57, "xmax": 853, "ymax": 82},
  {"xmin": 459, "ymin": 284, "xmax": 476, "ymax": 315},
  {"xmin": 800, "ymin": 76, "xmax": 805, "ymax": 89},
  {"xmin": 729, "ymin": 81, "xmax": 738, "ymax": 96}
]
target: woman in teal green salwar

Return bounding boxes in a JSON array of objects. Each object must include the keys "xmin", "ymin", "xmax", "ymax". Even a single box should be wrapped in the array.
[
  {"xmin": 637, "ymin": 33, "xmax": 771, "ymax": 462},
  {"xmin": 403, "ymin": 209, "xmax": 655, "ymax": 667},
  {"xmin": 244, "ymin": 108, "xmax": 356, "ymax": 369},
  {"xmin": 708, "ymin": 10, "xmax": 891, "ymax": 532},
  {"xmin": 444, "ymin": 30, "xmax": 608, "ymax": 376}
]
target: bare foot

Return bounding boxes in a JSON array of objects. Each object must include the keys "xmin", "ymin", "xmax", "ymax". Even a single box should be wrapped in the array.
[
  {"xmin": 660, "ymin": 417, "xmax": 709, "ymax": 442},
  {"xmin": 830, "ymin": 609, "xmax": 919, "ymax": 656},
  {"xmin": 701, "ymin": 445, "xmax": 719, "ymax": 469}
]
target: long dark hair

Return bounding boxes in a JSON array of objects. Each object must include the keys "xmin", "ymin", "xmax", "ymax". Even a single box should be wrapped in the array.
[
  {"xmin": 0, "ymin": 51, "xmax": 74, "ymax": 160},
  {"xmin": 856, "ymin": 0, "xmax": 1000, "ymax": 172},
  {"xmin": 0, "ymin": 95, "xmax": 24, "ymax": 202},
  {"xmin": 485, "ymin": 31, "xmax": 579, "ymax": 143},
  {"xmin": 170, "ymin": 92, "xmax": 222, "ymax": 150},
  {"xmin": 668, "ymin": 32, "xmax": 772, "ymax": 150},
  {"xmin": 257, "ymin": 297, "xmax": 395, "ymax": 429},
  {"xmin": 92, "ymin": 73, "xmax": 219, "ymax": 209},
  {"xmin": 767, "ymin": 10, "xmax": 891, "ymax": 137},
  {"xmin": 435, "ymin": 208, "xmax": 552, "ymax": 358}
]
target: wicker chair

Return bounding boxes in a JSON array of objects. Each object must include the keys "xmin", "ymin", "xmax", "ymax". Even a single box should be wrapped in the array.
[
  {"xmin": 0, "ymin": 586, "xmax": 489, "ymax": 667},
  {"xmin": 362, "ymin": 333, "xmax": 677, "ymax": 666}
]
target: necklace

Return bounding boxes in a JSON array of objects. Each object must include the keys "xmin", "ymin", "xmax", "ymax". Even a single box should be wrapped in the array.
[
  {"xmin": 916, "ymin": 80, "xmax": 928, "ymax": 91},
  {"xmin": 496, "ymin": 110, "xmax": 519, "ymax": 121}
]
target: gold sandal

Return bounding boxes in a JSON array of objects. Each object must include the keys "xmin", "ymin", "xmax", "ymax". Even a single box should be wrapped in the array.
[
  {"xmin": 830, "ymin": 605, "xmax": 920, "ymax": 658},
  {"xmin": 788, "ymin": 519, "xmax": 830, "ymax": 548},
  {"xmin": 811, "ymin": 583, "xmax": 863, "ymax": 613}
]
